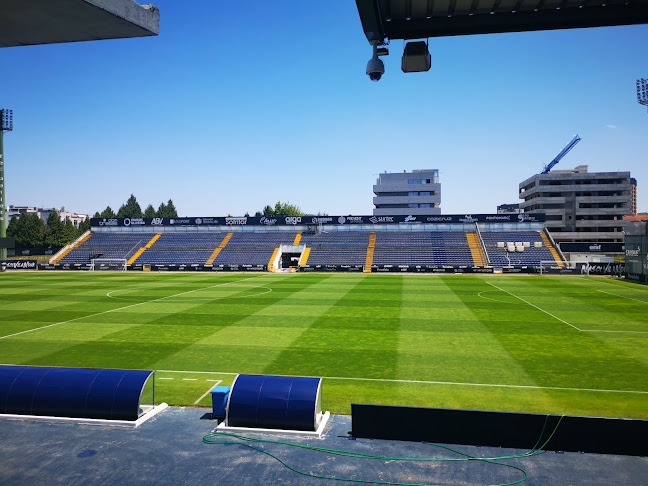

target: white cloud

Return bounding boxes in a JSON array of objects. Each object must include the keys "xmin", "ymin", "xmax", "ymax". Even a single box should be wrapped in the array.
[{"xmin": 605, "ymin": 124, "xmax": 617, "ymax": 128}]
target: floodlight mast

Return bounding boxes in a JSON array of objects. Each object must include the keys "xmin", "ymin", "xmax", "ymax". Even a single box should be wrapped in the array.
[
  {"xmin": 0, "ymin": 109, "xmax": 13, "ymax": 261},
  {"xmin": 637, "ymin": 78, "xmax": 648, "ymax": 112}
]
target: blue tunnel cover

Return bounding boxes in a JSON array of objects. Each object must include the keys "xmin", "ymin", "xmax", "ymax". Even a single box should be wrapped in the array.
[
  {"xmin": 0, "ymin": 366, "xmax": 154, "ymax": 421},
  {"xmin": 227, "ymin": 374, "xmax": 322, "ymax": 431}
]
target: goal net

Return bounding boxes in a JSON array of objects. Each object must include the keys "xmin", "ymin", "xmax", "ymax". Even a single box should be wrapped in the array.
[{"xmin": 90, "ymin": 258, "xmax": 127, "ymax": 271}]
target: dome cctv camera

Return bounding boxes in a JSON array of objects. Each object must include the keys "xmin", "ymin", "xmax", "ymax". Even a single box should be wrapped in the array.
[{"xmin": 366, "ymin": 56, "xmax": 384, "ymax": 82}]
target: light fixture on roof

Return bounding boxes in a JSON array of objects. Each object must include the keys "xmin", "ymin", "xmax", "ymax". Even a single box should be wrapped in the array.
[
  {"xmin": 0, "ymin": 109, "xmax": 12, "ymax": 131},
  {"xmin": 401, "ymin": 40, "xmax": 431, "ymax": 73},
  {"xmin": 637, "ymin": 78, "xmax": 648, "ymax": 110}
]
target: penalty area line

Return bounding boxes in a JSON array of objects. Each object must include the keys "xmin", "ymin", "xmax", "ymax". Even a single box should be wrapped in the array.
[
  {"xmin": 194, "ymin": 380, "xmax": 222, "ymax": 405},
  {"xmin": 0, "ymin": 276, "xmax": 265, "ymax": 341},
  {"xmin": 597, "ymin": 289, "xmax": 648, "ymax": 305},
  {"xmin": 486, "ymin": 281, "xmax": 582, "ymax": 331}
]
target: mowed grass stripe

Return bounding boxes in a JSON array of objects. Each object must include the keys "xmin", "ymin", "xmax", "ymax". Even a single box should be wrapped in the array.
[
  {"xmin": 397, "ymin": 276, "xmax": 545, "ymax": 389},
  {"xmin": 0, "ymin": 272, "xmax": 646, "ymax": 419},
  {"xmin": 153, "ymin": 274, "xmax": 365, "ymax": 374},
  {"xmin": 456, "ymin": 276, "xmax": 648, "ymax": 413},
  {"xmin": 263, "ymin": 275, "xmax": 403, "ymax": 388},
  {"xmin": 24, "ymin": 274, "xmax": 328, "ymax": 371},
  {"xmin": 0, "ymin": 274, "xmax": 264, "ymax": 340}
]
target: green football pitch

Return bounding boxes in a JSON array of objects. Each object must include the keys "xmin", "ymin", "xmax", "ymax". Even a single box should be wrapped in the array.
[{"xmin": 1, "ymin": 272, "xmax": 646, "ymax": 418}]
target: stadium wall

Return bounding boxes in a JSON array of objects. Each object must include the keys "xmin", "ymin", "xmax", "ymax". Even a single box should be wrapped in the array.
[{"xmin": 625, "ymin": 235, "xmax": 648, "ymax": 283}]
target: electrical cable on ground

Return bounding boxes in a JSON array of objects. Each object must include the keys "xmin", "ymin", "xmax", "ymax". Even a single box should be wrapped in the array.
[{"xmin": 202, "ymin": 413, "xmax": 565, "ymax": 486}]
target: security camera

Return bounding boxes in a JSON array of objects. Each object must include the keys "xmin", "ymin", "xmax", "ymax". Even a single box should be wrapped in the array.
[{"xmin": 366, "ymin": 56, "xmax": 384, "ymax": 82}]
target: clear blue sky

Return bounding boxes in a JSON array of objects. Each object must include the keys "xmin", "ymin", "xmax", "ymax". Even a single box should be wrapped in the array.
[{"xmin": 2, "ymin": 1, "xmax": 646, "ymax": 217}]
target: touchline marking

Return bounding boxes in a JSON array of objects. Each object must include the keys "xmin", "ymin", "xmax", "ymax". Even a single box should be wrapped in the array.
[
  {"xmin": 0, "ymin": 276, "xmax": 265, "ymax": 341},
  {"xmin": 486, "ymin": 281, "xmax": 582, "ymax": 331},
  {"xmin": 182, "ymin": 378, "xmax": 197, "ymax": 381},
  {"xmin": 154, "ymin": 369, "xmax": 647, "ymax": 395},
  {"xmin": 581, "ymin": 329, "xmax": 648, "ymax": 334},
  {"xmin": 158, "ymin": 377, "xmax": 174, "ymax": 380},
  {"xmin": 194, "ymin": 380, "xmax": 222, "ymax": 405},
  {"xmin": 597, "ymin": 289, "xmax": 648, "ymax": 304}
]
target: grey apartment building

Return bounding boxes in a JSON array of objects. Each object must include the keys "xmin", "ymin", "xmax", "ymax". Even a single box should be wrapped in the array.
[
  {"xmin": 519, "ymin": 165, "xmax": 636, "ymax": 244},
  {"xmin": 373, "ymin": 170, "xmax": 441, "ymax": 216}
]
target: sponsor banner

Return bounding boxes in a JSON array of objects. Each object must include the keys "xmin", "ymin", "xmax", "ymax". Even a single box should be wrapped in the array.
[
  {"xmin": 2, "ymin": 260, "xmax": 38, "ymax": 270},
  {"xmin": 211, "ymin": 264, "xmax": 266, "ymax": 272},
  {"xmin": 538, "ymin": 263, "xmax": 624, "ymax": 276},
  {"xmin": 370, "ymin": 265, "xmax": 495, "ymax": 273},
  {"xmin": 91, "ymin": 213, "xmax": 546, "ymax": 228},
  {"xmin": 11, "ymin": 247, "xmax": 61, "ymax": 256},
  {"xmin": 560, "ymin": 243, "xmax": 625, "ymax": 253},
  {"xmin": 38, "ymin": 263, "xmax": 92, "ymax": 271}
]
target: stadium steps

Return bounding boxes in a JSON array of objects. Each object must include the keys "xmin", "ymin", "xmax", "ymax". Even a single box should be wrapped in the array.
[
  {"xmin": 50, "ymin": 232, "xmax": 93, "ymax": 263},
  {"xmin": 127, "ymin": 233, "xmax": 161, "ymax": 264},
  {"xmin": 205, "ymin": 232, "xmax": 233, "ymax": 265},
  {"xmin": 293, "ymin": 233, "xmax": 302, "ymax": 245},
  {"xmin": 268, "ymin": 247, "xmax": 280, "ymax": 272},
  {"xmin": 299, "ymin": 247, "xmax": 311, "ymax": 265},
  {"xmin": 364, "ymin": 232, "xmax": 376, "ymax": 273},
  {"xmin": 466, "ymin": 233, "xmax": 487, "ymax": 267},
  {"xmin": 540, "ymin": 232, "xmax": 565, "ymax": 267}
]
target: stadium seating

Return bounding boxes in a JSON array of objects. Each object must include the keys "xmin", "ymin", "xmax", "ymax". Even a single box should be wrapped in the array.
[
  {"xmin": 373, "ymin": 231, "xmax": 473, "ymax": 266},
  {"xmin": 300, "ymin": 232, "xmax": 370, "ymax": 265},
  {"xmin": 59, "ymin": 233, "xmax": 150, "ymax": 264},
  {"xmin": 480, "ymin": 231, "xmax": 556, "ymax": 266},
  {"xmin": 61, "ymin": 229, "xmax": 560, "ymax": 268}
]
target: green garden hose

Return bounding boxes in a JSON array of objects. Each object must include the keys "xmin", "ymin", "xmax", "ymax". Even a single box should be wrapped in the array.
[{"xmin": 202, "ymin": 414, "xmax": 565, "ymax": 486}]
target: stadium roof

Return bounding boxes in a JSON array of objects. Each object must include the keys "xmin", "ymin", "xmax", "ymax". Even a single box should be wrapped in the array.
[
  {"xmin": 0, "ymin": 0, "xmax": 159, "ymax": 48},
  {"xmin": 355, "ymin": 0, "xmax": 648, "ymax": 43}
]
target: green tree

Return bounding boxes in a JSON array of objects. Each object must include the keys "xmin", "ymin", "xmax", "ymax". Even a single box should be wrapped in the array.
[
  {"xmin": 262, "ymin": 201, "xmax": 305, "ymax": 217},
  {"xmin": 156, "ymin": 202, "xmax": 167, "ymax": 218},
  {"xmin": 165, "ymin": 199, "xmax": 178, "ymax": 218},
  {"xmin": 100, "ymin": 206, "xmax": 116, "ymax": 218},
  {"xmin": 117, "ymin": 194, "xmax": 143, "ymax": 218},
  {"xmin": 44, "ymin": 210, "xmax": 66, "ymax": 247},
  {"xmin": 77, "ymin": 217, "xmax": 91, "ymax": 235},
  {"xmin": 8, "ymin": 213, "xmax": 45, "ymax": 248},
  {"xmin": 156, "ymin": 199, "xmax": 178, "ymax": 218},
  {"xmin": 61, "ymin": 219, "xmax": 78, "ymax": 245},
  {"xmin": 143, "ymin": 204, "xmax": 156, "ymax": 218}
]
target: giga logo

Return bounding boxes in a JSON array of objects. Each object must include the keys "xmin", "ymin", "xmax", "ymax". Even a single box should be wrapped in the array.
[{"xmin": 285, "ymin": 216, "xmax": 302, "ymax": 225}]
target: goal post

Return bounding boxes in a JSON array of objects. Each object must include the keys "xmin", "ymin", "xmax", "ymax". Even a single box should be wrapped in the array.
[{"xmin": 90, "ymin": 258, "xmax": 127, "ymax": 271}]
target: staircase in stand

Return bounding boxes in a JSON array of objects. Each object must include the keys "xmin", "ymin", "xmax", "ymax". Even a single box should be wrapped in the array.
[
  {"xmin": 540, "ymin": 232, "xmax": 565, "ymax": 267},
  {"xmin": 128, "ymin": 233, "xmax": 161, "ymax": 265},
  {"xmin": 466, "ymin": 233, "xmax": 487, "ymax": 267},
  {"xmin": 364, "ymin": 232, "xmax": 376, "ymax": 273},
  {"xmin": 206, "ymin": 232, "xmax": 233, "ymax": 265},
  {"xmin": 51, "ymin": 232, "xmax": 93, "ymax": 263}
]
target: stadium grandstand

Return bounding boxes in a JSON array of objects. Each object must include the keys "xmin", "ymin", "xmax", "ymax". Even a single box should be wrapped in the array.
[{"xmin": 43, "ymin": 213, "xmax": 569, "ymax": 273}]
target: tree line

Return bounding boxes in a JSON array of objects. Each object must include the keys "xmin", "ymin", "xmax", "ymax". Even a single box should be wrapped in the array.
[
  {"xmin": 7, "ymin": 196, "xmax": 325, "ymax": 249},
  {"xmin": 7, "ymin": 194, "xmax": 178, "ymax": 249}
]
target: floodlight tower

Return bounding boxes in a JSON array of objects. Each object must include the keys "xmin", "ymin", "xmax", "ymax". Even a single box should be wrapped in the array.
[
  {"xmin": 638, "ymin": 78, "xmax": 648, "ymax": 112},
  {"xmin": 0, "ymin": 109, "xmax": 13, "ymax": 260}
]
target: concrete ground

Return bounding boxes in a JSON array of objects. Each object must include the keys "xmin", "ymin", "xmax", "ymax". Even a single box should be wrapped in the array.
[{"xmin": 1, "ymin": 407, "xmax": 646, "ymax": 485}]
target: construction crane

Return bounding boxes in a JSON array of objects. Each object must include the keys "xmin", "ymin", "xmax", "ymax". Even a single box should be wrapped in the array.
[{"xmin": 542, "ymin": 135, "xmax": 581, "ymax": 174}]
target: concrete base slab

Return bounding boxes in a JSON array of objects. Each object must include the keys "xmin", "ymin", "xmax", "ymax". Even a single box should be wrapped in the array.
[
  {"xmin": 216, "ymin": 411, "xmax": 331, "ymax": 437},
  {"xmin": 0, "ymin": 402, "xmax": 168, "ymax": 427}
]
